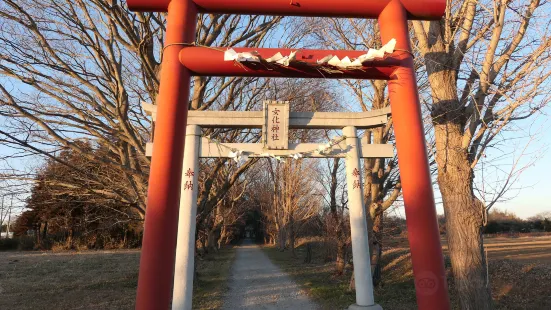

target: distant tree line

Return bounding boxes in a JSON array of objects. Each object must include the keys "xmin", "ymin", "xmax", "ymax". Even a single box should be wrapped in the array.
[
  {"xmin": 437, "ymin": 210, "xmax": 551, "ymax": 235},
  {"xmin": 10, "ymin": 144, "xmax": 144, "ymax": 250},
  {"xmin": 483, "ymin": 210, "xmax": 551, "ymax": 234}
]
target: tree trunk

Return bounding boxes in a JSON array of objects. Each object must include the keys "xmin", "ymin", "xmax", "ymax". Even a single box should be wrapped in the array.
[
  {"xmin": 207, "ymin": 229, "xmax": 219, "ymax": 253},
  {"xmin": 208, "ymin": 204, "xmax": 223, "ymax": 252},
  {"xmin": 335, "ymin": 238, "xmax": 347, "ymax": 275},
  {"xmin": 348, "ymin": 270, "xmax": 355, "ymax": 291},
  {"xmin": 66, "ymin": 228, "xmax": 74, "ymax": 249},
  {"xmin": 34, "ymin": 223, "xmax": 41, "ymax": 246},
  {"xmin": 288, "ymin": 216, "xmax": 296, "ymax": 257},
  {"xmin": 370, "ymin": 209, "xmax": 383, "ymax": 286},
  {"xmin": 304, "ymin": 243, "xmax": 312, "ymax": 263},
  {"xmin": 218, "ymin": 225, "xmax": 226, "ymax": 249},
  {"xmin": 329, "ymin": 158, "xmax": 348, "ymax": 274},
  {"xmin": 277, "ymin": 227, "xmax": 286, "ymax": 251},
  {"xmin": 200, "ymin": 234, "xmax": 208, "ymax": 254},
  {"xmin": 438, "ymin": 150, "xmax": 492, "ymax": 310},
  {"xmin": 5, "ymin": 208, "xmax": 11, "ymax": 239},
  {"xmin": 42, "ymin": 222, "xmax": 48, "ymax": 242},
  {"xmin": 431, "ymin": 67, "xmax": 493, "ymax": 309}
]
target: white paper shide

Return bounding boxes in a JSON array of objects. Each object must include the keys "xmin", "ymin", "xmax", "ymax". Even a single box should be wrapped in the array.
[{"xmin": 223, "ymin": 39, "xmax": 397, "ymax": 69}]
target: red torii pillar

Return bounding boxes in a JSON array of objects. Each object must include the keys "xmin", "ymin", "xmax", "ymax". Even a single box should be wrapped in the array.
[{"xmin": 126, "ymin": 1, "xmax": 450, "ymax": 309}]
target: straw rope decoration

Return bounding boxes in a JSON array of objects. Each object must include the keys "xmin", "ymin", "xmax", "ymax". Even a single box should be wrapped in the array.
[
  {"xmin": 161, "ymin": 39, "xmax": 411, "ymax": 74},
  {"xmin": 202, "ymin": 134, "xmax": 349, "ymax": 164},
  {"xmin": 221, "ymin": 38, "xmax": 405, "ymax": 75}
]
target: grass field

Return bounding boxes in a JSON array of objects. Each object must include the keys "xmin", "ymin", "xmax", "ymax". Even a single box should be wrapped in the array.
[
  {"xmin": 481, "ymin": 236, "xmax": 551, "ymax": 263},
  {"xmin": 263, "ymin": 235, "xmax": 551, "ymax": 310},
  {"xmin": 0, "ymin": 250, "xmax": 139, "ymax": 310},
  {"xmin": 0, "ymin": 247, "xmax": 235, "ymax": 310},
  {"xmin": 0, "ymin": 236, "xmax": 549, "ymax": 309}
]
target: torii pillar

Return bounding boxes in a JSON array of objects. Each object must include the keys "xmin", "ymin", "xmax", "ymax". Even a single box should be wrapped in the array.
[{"xmin": 126, "ymin": 1, "xmax": 451, "ymax": 310}]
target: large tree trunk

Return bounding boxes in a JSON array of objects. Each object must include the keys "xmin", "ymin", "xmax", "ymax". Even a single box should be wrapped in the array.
[
  {"xmin": 431, "ymin": 68, "xmax": 493, "ymax": 310},
  {"xmin": 437, "ymin": 139, "xmax": 492, "ymax": 310}
]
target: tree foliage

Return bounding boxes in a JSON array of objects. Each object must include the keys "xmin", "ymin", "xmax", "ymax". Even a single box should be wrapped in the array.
[{"xmin": 14, "ymin": 143, "xmax": 142, "ymax": 249}]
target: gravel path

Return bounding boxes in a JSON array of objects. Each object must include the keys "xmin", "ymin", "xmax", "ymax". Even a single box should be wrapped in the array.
[{"xmin": 222, "ymin": 240, "xmax": 319, "ymax": 309}]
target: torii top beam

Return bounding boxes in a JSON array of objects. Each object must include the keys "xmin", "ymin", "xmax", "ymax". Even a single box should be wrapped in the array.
[
  {"xmin": 126, "ymin": 0, "xmax": 445, "ymax": 20},
  {"xmin": 179, "ymin": 48, "xmax": 400, "ymax": 79}
]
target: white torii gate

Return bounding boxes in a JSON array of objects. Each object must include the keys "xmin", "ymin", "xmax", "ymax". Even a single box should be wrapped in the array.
[{"xmin": 143, "ymin": 101, "xmax": 393, "ymax": 310}]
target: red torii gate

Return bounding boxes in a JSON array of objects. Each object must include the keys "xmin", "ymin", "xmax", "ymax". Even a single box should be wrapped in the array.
[{"xmin": 126, "ymin": 1, "xmax": 451, "ymax": 309}]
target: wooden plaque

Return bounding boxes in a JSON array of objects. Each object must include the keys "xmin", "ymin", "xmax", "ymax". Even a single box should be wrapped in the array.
[{"xmin": 263, "ymin": 100, "xmax": 289, "ymax": 150}]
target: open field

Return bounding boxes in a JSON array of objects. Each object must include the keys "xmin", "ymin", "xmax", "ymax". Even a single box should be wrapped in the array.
[
  {"xmin": 0, "ymin": 247, "xmax": 235, "ymax": 310},
  {"xmin": 0, "ymin": 236, "xmax": 549, "ymax": 309},
  {"xmin": 264, "ymin": 236, "xmax": 551, "ymax": 310},
  {"xmin": 482, "ymin": 236, "xmax": 551, "ymax": 263},
  {"xmin": 0, "ymin": 250, "xmax": 139, "ymax": 310},
  {"xmin": 385, "ymin": 235, "xmax": 551, "ymax": 263}
]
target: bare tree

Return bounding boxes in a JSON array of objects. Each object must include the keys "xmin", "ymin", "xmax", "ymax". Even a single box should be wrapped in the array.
[
  {"xmin": 0, "ymin": 0, "xmax": 283, "ymax": 221},
  {"xmin": 315, "ymin": 157, "xmax": 351, "ymax": 274},
  {"xmin": 305, "ymin": 17, "xmax": 403, "ymax": 285},
  {"xmin": 264, "ymin": 158, "xmax": 323, "ymax": 255},
  {"xmin": 0, "ymin": 195, "xmax": 14, "ymax": 238},
  {"xmin": 412, "ymin": 0, "xmax": 551, "ymax": 308}
]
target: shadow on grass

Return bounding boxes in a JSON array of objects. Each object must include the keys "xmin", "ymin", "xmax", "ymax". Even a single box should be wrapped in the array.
[
  {"xmin": 262, "ymin": 244, "xmax": 420, "ymax": 310},
  {"xmin": 192, "ymin": 246, "xmax": 237, "ymax": 310}
]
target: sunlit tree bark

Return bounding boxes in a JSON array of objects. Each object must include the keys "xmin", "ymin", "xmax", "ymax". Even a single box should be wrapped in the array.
[{"xmin": 412, "ymin": 0, "xmax": 551, "ymax": 308}]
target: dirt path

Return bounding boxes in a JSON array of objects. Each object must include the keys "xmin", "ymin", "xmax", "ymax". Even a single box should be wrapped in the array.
[{"xmin": 222, "ymin": 240, "xmax": 318, "ymax": 310}]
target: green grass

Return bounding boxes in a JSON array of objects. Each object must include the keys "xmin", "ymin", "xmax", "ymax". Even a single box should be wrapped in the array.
[
  {"xmin": 262, "ymin": 244, "xmax": 423, "ymax": 310},
  {"xmin": 263, "ymin": 245, "xmax": 355, "ymax": 309},
  {"xmin": 192, "ymin": 246, "xmax": 237, "ymax": 310}
]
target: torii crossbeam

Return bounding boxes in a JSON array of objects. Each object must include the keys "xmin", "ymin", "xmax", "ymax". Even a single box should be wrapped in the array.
[{"xmin": 126, "ymin": 1, "xmax": 451, "ymax": 310}]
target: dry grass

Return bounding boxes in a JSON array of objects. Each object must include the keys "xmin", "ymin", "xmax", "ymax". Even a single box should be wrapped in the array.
[
  {"xmin": 388, "ymin": 235, "xmax": 551, "ymax": 263},
  {"xmin": 262, "ymin": 244, "xmax": 425, "ymax": 310},
  {"xmin": 483, "ymin": 236, "xmax": 551, "ymax": 263},
  {"xmin": 0, "ymin": 247, "xmax": 236, "ymax": 310},
  {"xmin": 0, "ymin": 236, "xmax": 549, "ymax": 309},
  {"xmin": 192, "ymin": 247, "xmax": 236, "ymax": 310},
  {"xmin": 263, "ymin": 236, "xmax": 551, "ymax": 310},
  {"xmin": 0, "ymin": 250, "xmax": 139, "ymax": 310}
]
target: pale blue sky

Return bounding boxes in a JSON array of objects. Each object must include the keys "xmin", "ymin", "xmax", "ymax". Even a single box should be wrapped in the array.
[
  {"xmin": 498, "ymin": 155, "xmax": 551, "ymax": 219},
  {"xmin": 492, "ymin": 128, "xmax": 551, "ymax": 219},
  {"xmin": 432, "ymin": 112, "xmax": 551, "ymax": 219}
]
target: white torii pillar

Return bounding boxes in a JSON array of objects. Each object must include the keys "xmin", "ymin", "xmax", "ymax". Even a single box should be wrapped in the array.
[
  {"xmin": 172, "ymin": 125, "xmax": 201, "ymax": 310},
  {"xmin": 344, "ymin": 126, "xmax": 382, "ymax": 310}
]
